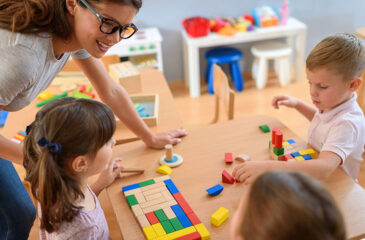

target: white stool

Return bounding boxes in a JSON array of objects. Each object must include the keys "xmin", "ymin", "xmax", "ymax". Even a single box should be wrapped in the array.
[{"xmin": 251, "ymin": 41, "xmax": 292, "ymax": 89}]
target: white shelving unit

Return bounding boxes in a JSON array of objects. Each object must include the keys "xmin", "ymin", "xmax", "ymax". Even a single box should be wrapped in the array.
[{"xmin": 106, "ymin": 27, "xmax": 163, "ymax": 72}]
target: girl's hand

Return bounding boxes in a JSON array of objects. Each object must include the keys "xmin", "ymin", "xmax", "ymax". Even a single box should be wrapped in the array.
[
  {"xmin": 232, "ymin": 161, "xmax": 271, "ymax": 185},
  {"xmin": 272, "ymin": 95, "xmax": 299, "ymax": 109},
  {"xmin": 95, "ymin": 158, "xmax": 123, "ymax": 191},
  {"xmin": 146, "ymin": 129, "xmax": 187, "ymax": 149}
]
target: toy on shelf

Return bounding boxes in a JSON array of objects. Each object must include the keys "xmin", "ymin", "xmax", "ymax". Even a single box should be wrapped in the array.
[
  {"xmin": 280, "ymin": 0, "xmax": 290, "ymax": 26},
  {"xmin": 269, "ymin": 128, "xmax": 316, "ymax": 161},
  {"xmin": 122, "ymin": 175, "xmax": 211, "ymax": 240},
  {"xmin": 37, "ymin": 90, "xmax": 54, "ymax": 100},
  {"xmin": 160, "ymin": 144, "xmax": 183, "ymax": 168},
  {"xmin": 252, "ymin": 6, "xmax": 279, "ymax": 27},
  {"xmin": 182, "ymin": 16, "xmax": 210, "ymax": 38},
  {"xmin": 36, "ymin": 92, "xmax": 68, "ymax": 108},
  {"xmin": 211, "ymin": 207, "xmax": 229, "ymax": 227},
  {"xmin": 109, "ymin": 61, "xmax": 142, "ymax": 94}
]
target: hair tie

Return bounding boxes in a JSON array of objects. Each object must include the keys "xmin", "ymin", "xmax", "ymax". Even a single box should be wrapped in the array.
[{"xmin": 37, "ymin": 137, "xmax": 62, "ymax": 155}]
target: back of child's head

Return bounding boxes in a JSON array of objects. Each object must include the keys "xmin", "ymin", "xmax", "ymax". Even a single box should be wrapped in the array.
[
  {"xmin": 306, "ymin": 33, "xmax": 365, "ymax": 80},
  {"xmin": 239, "ymin": 171, "xmax": 346, "ymax": 240},
  {"xmin": 23, "ymin": 97, "xmax": 116, "ymax": 232}
]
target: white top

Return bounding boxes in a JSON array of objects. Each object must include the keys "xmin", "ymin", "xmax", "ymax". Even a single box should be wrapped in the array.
[{"xmin": 308, "ymin": 93, "xmax": 365, "ymax": 180}]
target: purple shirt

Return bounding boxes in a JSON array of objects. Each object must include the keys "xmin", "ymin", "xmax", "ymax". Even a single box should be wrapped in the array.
[{"xmin": 39, "ymin": 186, "xmax": 110, "ymax": 240}]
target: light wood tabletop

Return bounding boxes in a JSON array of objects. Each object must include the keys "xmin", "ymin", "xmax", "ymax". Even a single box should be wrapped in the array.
[
  {"xmin": 107, "ymin": 115, "xmax": 365, "ymax": 240},
  {"xmin": 0, "ymin": 68, "xmax": 183, "ymax": 145}
]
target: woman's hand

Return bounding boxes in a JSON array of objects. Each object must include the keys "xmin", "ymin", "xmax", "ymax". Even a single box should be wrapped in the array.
[{"xmin": 146, "ymin": 129, "xmax": 187, "ymax": 149}]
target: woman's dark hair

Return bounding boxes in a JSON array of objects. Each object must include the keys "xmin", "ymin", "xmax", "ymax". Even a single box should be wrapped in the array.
[
  {"xmin": 240, "ymin": 171, "xmax": 346, "ymax": 240},
  {"xmin": 0, "ymin": 0, "xmax": 142, "ymax": 39},
  {"xmin": 23, "ymin": 97, "xmax": 116, "ymax": 232}
]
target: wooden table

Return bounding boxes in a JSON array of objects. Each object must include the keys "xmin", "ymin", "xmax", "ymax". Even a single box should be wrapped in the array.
[
  {"xmin": 182, "ymin": 18, "xmax": 307, "ymax": 97},
  {"xmin": 1, "ymin": 68, "xmax": 183, "ymax": 145},
  {"xmin": 107, "ymin": 115, "xmax": 365, "ymax": 240}
]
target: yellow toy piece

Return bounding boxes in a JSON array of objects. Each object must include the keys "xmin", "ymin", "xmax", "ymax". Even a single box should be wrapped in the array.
[
  {"xmin": 166, "ymin": 226, "xmax": 196, "ymax": 239},
  {"xmin": 211, "ymin": 207, "xmax": 229, "ymax": 227},
  {"xmin": 142, "ymin": 225, "xmax": 157, "ymax": 240},
  {"xmin": 151, "ymin": 223, "xmax": 166, "ymax": 237},
  {"xmin": 156, "ymin": 165, "xmax": 172, "ymax": 175},
  {"xmin": 306, "ymin": 148, "xmax": 316, "ymax": 158},
  {"xmin": 295, "ymin": 156, "xmax": 305, "ymax": 161},
  {"xmin": 37, "ymin": 90, "xmax": 54, "ymax": 100},
  {"xmin": 218, "ymin": 26, "xmax": 237, "ymax": 36},
  {"xmin": 195, "ymin": 223, "xmax": 211, "ymax": 240}
]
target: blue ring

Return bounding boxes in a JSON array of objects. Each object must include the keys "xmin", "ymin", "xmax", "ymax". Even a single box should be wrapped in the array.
[{"xmin": 164, "ymin": 155, "xmax": 178, "ymax": 163}]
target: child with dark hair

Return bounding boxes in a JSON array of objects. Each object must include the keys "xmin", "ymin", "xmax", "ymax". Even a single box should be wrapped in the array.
[
  {"xmin": 230, "ymin": 171, "xmax": 346, "ymax": 240},
  {"xmin": 23, "ymin": 97, "xmax": 123, "ymax": 239}
]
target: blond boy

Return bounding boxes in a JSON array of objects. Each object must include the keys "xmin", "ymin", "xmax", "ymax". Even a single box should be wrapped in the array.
[{"xmin": 233, "ymin": 33, "xmax": 365, "ymax": 182}]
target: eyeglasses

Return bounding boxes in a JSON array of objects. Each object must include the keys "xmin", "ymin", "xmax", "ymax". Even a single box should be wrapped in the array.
[{"xmin": 79, "ymin": 0, "xmax": 138, "ymax": 39}]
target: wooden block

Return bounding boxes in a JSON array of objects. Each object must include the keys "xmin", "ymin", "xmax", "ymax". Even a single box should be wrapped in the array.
[
  {"xmin": 222, "ymin": 169, "xmax": 235, "ymax": 184},
  {"xmin": 154, "ymin": 175, "xmax": 171, "ymax": 182},
  {"xmin": 162, "ymin": 190, "xmax": 174, "ymax": 201},
  {"xmin": 152, "ymin": 223, "xmax": 167, "ymax": 237},
  {"xmin": 173, "ymin": 192, "xmax": 193, "ymax": 215},
  {"xmin": 174, "ymin": 231, "xmax": 201, "ymax": 240},
  {"xmin": 135, "ymin": 192, "xmax": 146, "ymax": 204},
  {"xmin": 163, "ymin": 207, "xmax": 176, "ymax": 219},
  {"xmin": 194, "ymin": 223, "xmax": 211, "ymax": 240},
  {"xmin": 145, "ymin": 193, "xmax": 163, "ymax": 202},
  {"xmin": 141, "ymin": 182, "xmax": 165, "ymax": 192},
  {"xmin": 235, "ymin": 153, "xmax": 250, "ymax": 162},
  {"xmin": 187, "ymin": 212, "xmax": 201, "ymax": 225},
  {"xmin": 145, "ymin": 212, "xmax": 160, "ymax": 225},
  {"xmin": 142, "ymin": 225, "xmax": 157, "ymax": 240},
  {"xmin": 109, "ymin": 61, "xmax": 141, "ymax": 94},
  {"xmin": 132, "ymin": 204, "xmax": 144, "ymax": 216},
  {"xmin": 156, "ymin": 165, "xmax": 173, "ymax": 175},
  {"xmin": 299, "ymin": 150, "xmax": 307, "ymax": 155},
  {"xmin": 225, "ymin": 152, "xmax": 233, "ymax": 163},
  {"xmin": 166, "ymin": 226, "xmax": 196, "ymax": 239},
  {"xmin": 140, "ymin": 196, "xmax": 166, "ymax": 209},
  {"xmin": 143, "ymin": 186, "xmax": 167, "ymax": 197},
  {"xmin": 124, "ymin": 188, "xmax": 142, "ymax": 196},
  {"xmin": 206, "ymin": 184, "xmax": 223, "ymax": 196},
  {"xmin": 211, "ymin": 207, "xmax": 229, "ymax": 227},
  {"xmin": 136, "ymin": 214, "xmax": 151, "ymax": 228},
  {"xmin": 295, "ymin": 156, "xmax": 305, "ymax": 161}
]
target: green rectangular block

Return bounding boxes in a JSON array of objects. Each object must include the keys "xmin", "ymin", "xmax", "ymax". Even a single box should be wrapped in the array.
[
  {"xmin": 160, "ymin": 220, "xmax": 175, "ymax": 234},
  {"xmin": 170, "ymin": 217, "xmax": 183, "ymax": 231},
  {"xmin": 274, "ymin": 147, "xmax": 284, "ymax": 156},
  {"xmin": 259, "ymin": 124, "xmax": 270, "ymax": 133},
  {"xmin": 138, "ymin": 179, "xmax": 155, "ymax": 187},
  {"xmin": 126, "ymin": 195, "xmax": 138, "ymax": 207},
  {"xmin": 154, "ymin": 209, "xmax": 168, "ymax": 222}
]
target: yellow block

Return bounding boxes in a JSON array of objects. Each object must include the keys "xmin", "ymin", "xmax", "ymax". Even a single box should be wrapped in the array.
[
  {"xmin": 282, "ymin": 141, "xmax": 289, "ymax": 146},
  {"xmin": 37, "ymin": 90, "xmax": 54, "ymax": 100},
  {"xmin": 211, "ymin": 207, "xmax": 229, "ymax": 227},
  {"xmin": 152, "ymin": 223, "xmax": 166, "ymax": 237},
  {"xmin": 153, "ymin": 236, "xmax": 169, "ymax": 240},
  {"xmin": 142, "ymin": 226, "xmax": 157, "ymax": 240},
  {"xmin": 15, "ymin": 134, "xmax": 25, "ymax": 140},
  {"xmin": 299, "ymin": 150, "xmax": 307, "ymax": 155},
  {"xmin": 166, "ymin": 226, "xmax": 196, "ymax": 239},
  {"xmin": 156, "ymin": 165, "xmax": 172, "ymax": 175},
  {"xmin": 306, "ymin": 148, "xmax": 316, "ymax": 158},
  {"xmin": 195, "ymin": 223, "xmax": 211, "ymax": 240},
  {"xmin": 295, "ymin": 156, "xmax": 305, "ymax": 161}
]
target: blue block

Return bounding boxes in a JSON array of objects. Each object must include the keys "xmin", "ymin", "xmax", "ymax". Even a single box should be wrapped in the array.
[
  {"xmin": 164, "ymin": 179, "xmax": 179, "ymax": 194},
  {"xmin": 136, "ymin": 106, "xmax": 145, "ymax": 112},
  {"xmin": 0, "ymin": 110, "xmax": 9, "ymax": 127},
  {"xmin": 206, "ymin": 184, "xmax": 223, "ymax": 196},
  {"xmin": 139, "ymin": 113, "xmax": 150, "ymax": 117},
  {"xmin": 171, "ymin": 204, "xmax": 184, "ymax": 216},
  {"xmin": 176, "ymin": 212, "xmax": 192, "ymax": 228},
  {"xmin": 19, "ymin": 130, "xmax": 27, "ymax": 136},
  {"xmin": 302, "ymin": 154, "xmax": 312, "ymax": 160},
  {"xmin": 122, "ymin": 183, "xmax": 140, "ymax": 192},
  {"xmin": 287, "ymin": 139, "xmax": 295, "ymax": 144},
  {"xmin": 291, "ymin": 152, "xmax": 301, "ymax": 158}
]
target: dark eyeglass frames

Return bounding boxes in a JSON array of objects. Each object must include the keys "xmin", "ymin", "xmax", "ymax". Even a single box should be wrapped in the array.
[{"xmin": 79, "ymin": 0, "xmax": 138, "ymax": 39}]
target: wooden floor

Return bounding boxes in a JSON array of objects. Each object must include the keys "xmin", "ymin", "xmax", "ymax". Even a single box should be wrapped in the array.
[{"xmin": 25, "ymin": 72, "xmax": 365, "ymax": 239}]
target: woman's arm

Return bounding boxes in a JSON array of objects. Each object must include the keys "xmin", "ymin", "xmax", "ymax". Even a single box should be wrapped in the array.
[{"xmin": 73, "ymin": 57, "xmax": 186, "ymax": 149}]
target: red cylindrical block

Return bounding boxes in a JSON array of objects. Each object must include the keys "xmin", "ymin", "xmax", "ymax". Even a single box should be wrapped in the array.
[{"xmin": 275, "ymin": 131, "xmax": 283, "ymax": 149}]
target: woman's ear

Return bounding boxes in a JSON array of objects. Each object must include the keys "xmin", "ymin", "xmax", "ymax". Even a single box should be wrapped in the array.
[
  {"xmin": 72, "ymin": 156, "xmax": 88, "ymax": 173},
  {"xmin": 65, "ymin": 0, "xmax": 78, "ymax": 15},
  {"xmin": 349, "ymin": 77, "xmax": 362, "ymax": 92}
]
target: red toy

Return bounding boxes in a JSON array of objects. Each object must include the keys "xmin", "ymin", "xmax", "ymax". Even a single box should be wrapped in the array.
[{"xmin": 182, "ymin": 17, "xmax": 210, "ymax": 38}]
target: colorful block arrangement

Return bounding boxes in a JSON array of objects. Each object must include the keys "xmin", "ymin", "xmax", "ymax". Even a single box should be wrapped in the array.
[
  {"xmin": 11, "ymin": 130, "xmax": 26, "ymax": 144},
  {"xmin": 122, "ymin": 175, "xmax": 210, "ymax": 240},
  {"xmin": 269, "ymin": 128, "xmax": 316, "ymax": 161}
]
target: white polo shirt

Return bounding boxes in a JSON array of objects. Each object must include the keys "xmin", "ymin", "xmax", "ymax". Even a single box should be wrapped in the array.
[{"xmin": 308, "ymin": 93, "xmax": 365, "ymax": 181}]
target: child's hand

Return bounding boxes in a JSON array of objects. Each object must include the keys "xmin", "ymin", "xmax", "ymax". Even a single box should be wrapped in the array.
[
  {"xmin": 95, "ymin": 158, "xmax": 123, "ymax": 190},
  {"xmin": 272, "ymin": 95, "xmax": 299, "ymax": 109},
  {"xmin": 232, "ymin": 161, "xmax": 270, "ymax": 185}
]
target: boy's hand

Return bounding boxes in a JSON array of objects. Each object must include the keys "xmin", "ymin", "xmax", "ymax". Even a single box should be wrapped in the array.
[
  {"xmin": 95, "ymin": 158, "xmax": 123, "ymax": 191},
  {"xmin": 232, "ymin": 161, "xmax": 271, "ymax": 185},
  {"xmin": 272, "ymin": 95, "xmax": 299, "ymax": 109}
]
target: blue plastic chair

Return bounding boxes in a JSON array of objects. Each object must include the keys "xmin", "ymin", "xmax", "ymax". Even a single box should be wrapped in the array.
[{"xmin": 205, "ymin": 47, "xmax": 244, "ymax": 94}]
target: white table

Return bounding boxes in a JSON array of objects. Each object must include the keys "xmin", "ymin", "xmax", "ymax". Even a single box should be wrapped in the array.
[{"xmin": 182, "ymin": 18, "xmax": 307, "ymax": 97}]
